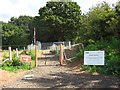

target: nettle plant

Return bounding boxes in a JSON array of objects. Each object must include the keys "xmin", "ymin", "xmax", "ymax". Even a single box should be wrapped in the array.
[{"xmin": 2, "ymin": 50, "xmax": 34, "ymax": 72}]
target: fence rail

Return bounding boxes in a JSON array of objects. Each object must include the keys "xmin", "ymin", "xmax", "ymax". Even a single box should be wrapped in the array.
[{"xmin": 1, "ymin": 41, "xmax": 74, "ymax": 50}]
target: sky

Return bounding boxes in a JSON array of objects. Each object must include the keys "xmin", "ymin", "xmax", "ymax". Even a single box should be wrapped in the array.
[{"xmin": 0, "ymin": 0, "xmax": 119, "ymax": 22}]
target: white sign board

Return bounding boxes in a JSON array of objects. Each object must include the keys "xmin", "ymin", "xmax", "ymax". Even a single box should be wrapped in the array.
[{"xmin": 84, "ymin": 51, "xmax": 105, "ymax": 65}]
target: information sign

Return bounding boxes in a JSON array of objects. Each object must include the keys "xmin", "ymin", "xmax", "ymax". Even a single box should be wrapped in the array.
[{"xmin": 84, "ymin": 51, "xmax": 105, "ymax": 65}]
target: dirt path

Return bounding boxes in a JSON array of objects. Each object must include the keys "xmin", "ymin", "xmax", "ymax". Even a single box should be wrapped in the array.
[{"xmin": 1, "ymin": 50, "xmax": 120, "ymax": 89}]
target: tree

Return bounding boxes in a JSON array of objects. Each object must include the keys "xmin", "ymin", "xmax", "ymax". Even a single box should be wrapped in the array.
[
  {"xmin": 114, "ymin": 1, "xmax": 120, "ymax": 39},
  {"xmin": 79, "ymin": 2, "xmax": 116, "ymax": 43},
  {"xmin": 2, "ymin": 16, "xmax": 33, "ymax": 48},
  {"xmin": 9, "ymin": 15, "xmax": 33, "ymax": 41},
  {"xmin": 2, "ymin": 23, "xmax": 27, "ymax": 45},
  {"xmin": 33, "ymin": 1, "xmax": 82, "ymax": 42}
]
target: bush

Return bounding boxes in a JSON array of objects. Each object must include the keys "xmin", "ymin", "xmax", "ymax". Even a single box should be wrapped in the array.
[
  {"xmin": 21, "ymin": 50, "xmax": 35, "ymax": 60},
  {"xmin": 12, "ymin": 57, "xmax": 21, "ymax": 66},
  {"xmin": 2, "ymin": 66, "xmax": 18, "ymax": 72},
  {"xmin": 2, "ymin": 50, "xmax": 9, "ymax": 59},
  {"xmin": 2, "ymin": 60, "xmax": 12, "ymax": 67},
  {"xmin": 76, "ymin": 50, "xmax": 84, "ymax": 58},
  {"xmin": 2, "ymin": 60, "xmax": 32, "ymax": 72},
  {"xmin": 28, "ymin": 50, "xmax": 35, "ymax": 60},
  {"xmin": 77, "ymin": 38, "xmax": 120, "ymax": 76},
  {"xmin": 2, "ymin": 49, "xmax": 35, "ymax": 72},
  {"xmin": 2, "ymin": 56, "xmax": 33, "ymax": 72},
  {"xmin": 21, "ymin": 62, "xmax": 31, "ymax": 70}
]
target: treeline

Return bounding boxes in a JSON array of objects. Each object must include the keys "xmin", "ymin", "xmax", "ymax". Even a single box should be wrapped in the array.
[
  {"xmin": 2, "ymin": 16, "xmax": 33, "ymax": 46},
  {"xmin": 1, "ymin": 1, "xmax": 120, "ymax": 45}
]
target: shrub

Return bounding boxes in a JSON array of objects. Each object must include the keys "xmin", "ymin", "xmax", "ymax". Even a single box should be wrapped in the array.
[
  {"xmin": 2, "ymin": 50, "xmax": 9, "ymax": 59},
  {"xmin": 21, "ymin": 50, "xmax": 35, "ymax": 60},
  {"xmin": 77, "ymin": 39, "xmax": 120, "ymax": 76},
  {"xmin": 21, "ymin": 62, "xmax": 31, "ymax": 70},
  {"xmin": 12, "ymin": 57, "xmax": 21, "ymax": 66},
  {"xmin": 2, "ymin": 49, "xmax": 35, "ymax": 72},
  {"xmin": 76, "ymin": 50, "xmax": 84, "ymax": 58},
  {"xmin": 2, "ymin": 60, "xmax": 12, "ymax": 67},
  {"xmin": 28, "ymin": 50, "xmax": 35, "ymax": 60},
  {"xmin": 2, "ymin": 66, "xmax": 18, "ymax": 72}
]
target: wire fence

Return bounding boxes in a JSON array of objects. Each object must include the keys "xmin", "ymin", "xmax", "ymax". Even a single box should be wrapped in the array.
[{"xmin": 1, "ymin": 41, "xmax": 74, "ymax": 51}]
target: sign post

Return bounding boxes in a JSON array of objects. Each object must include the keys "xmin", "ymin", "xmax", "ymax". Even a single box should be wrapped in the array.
[
  {"xmin": 34, "ymin": 27, "xmax": 38, "ymax": 67},
  {"xmin": 21, "ymin": 55, "xmax": 31, "ymax": 69},
  {"xmin": 84, "ymin": 51, "xmax": 105, "ymax": 65}
]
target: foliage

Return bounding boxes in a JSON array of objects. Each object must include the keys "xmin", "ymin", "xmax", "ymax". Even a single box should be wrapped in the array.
[
  {"xmin": 12, "ymin": 57, "xmax": 21, "ymax": 66},
  {"xmin": 76, "ymin": 38, "xmax": 120, "ymax": 76},
  {"xmin": 2, "ymin": 16, "xmax": 33, "ymax": 49},
  {"xmin": 2, "ymin": 66, "xmax": 18, "ymax": 72},
  {"xmin": 73, "ymin": 1, "xmax": 120, "ymax": 77},
  {"xmin": 20, "ymin": 50, "xmax": 35, "ymax": 60},
  {"xmin": 77, "ymin": 2, "xmax": 119, "ymax": 43},
  {"xmin": 31, "ymin": 1, "xmax": 82, "ymax": 42},
  {"xmin": 2, "ymin": 50, "xmax": 35, "ymax": 72},
  {"xmin": 2, "ymin": 50, "xmax": 9, "ymax": 58},
  {"xmin": 76, "ymin": 50, "xmax": 84, "ymax": 58},
  {"xmin": 20, "ymin": 62, "xmax": 32, "ymax": 70},
  {"xmin": 27, "ymin": 50, "xmax": 35, "ymax": 60},
  {"xmin": 2, "ymin": 60, "xmax": 13, "ymax": 67},
  {"xmin": 2, "ymin": 58, "xmax": 32, "ymax": 72}
]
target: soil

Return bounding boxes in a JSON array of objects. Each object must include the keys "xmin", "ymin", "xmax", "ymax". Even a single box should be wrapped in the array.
[
  {"xmin": 0, "ymin": 70, "xmax": 30, "ymax": 87},
  {"xmin": 0, "ymin": 50, "xmax": 120, "ymax": 89}
]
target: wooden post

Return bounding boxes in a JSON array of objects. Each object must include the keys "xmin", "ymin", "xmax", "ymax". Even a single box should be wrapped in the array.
[
  {"xmin": 9, "ymin": 47, "xmax": 12, "ymax": 60},
  {"xmin": 24, "ymin": 47, "xmax": 26, "ymax": 50},
  {"xmin": 59, "ymin": 44, "xmax": 63, "ymax": 65},
  {"xmin": 35, "ymin": 45, "xmax": 38, "ymax": 67},
  {"xmin": 16, "ymin": 48, "xmax": 18, "ymax": 57},
  {"xmin": 69, "ymin": 41, "xmax": 71, "ymax": 49}
]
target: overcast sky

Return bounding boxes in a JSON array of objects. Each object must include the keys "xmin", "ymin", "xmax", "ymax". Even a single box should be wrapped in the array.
[{"xmin": 0, "ymin": 0, "xmax": 119, "ymax": 22}]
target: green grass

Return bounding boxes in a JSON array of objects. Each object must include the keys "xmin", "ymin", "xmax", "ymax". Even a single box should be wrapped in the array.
[
  {"xmin": 2, "ymin": 60, "xmax": 36, "ymax": 72},
  {"xmin": 2, "ymin": 66, "xmax": 18, "ymax": 72},
  {"xmin": 31, "ymin": 60, "xmax": 35, "ymax": 68}
]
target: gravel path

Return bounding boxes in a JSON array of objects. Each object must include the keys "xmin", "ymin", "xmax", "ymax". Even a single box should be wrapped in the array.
[{"xmin": 2, "ymin": 51, "xmax": 120, "ymax": 89}]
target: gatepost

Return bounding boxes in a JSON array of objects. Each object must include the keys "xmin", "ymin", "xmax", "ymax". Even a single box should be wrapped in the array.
[
  {"xmin": 59, "ymin": 44, "xmax": 64, "ymax": 65},
  {"xmin": 35, "ymin": 45, "xmax": 38, "ymax": 67}
]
